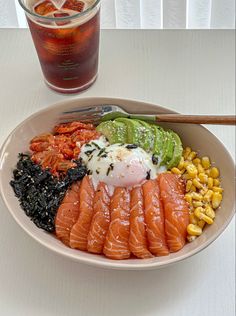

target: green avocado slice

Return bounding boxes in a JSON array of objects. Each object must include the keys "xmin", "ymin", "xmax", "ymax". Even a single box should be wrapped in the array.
[
  {"xmin": 115, "ymin": 118, "xmax": 143, "ymax": 146},
  {"xmin": 167, "ymin": 131, "xmax": 183, "ymax": 169},
  {"xmin": 132, "ymin": 119, "xmax": 154, "ymax": 152},
  {"xmin": 151, "ymin": 124, "xmax": 165, "ymax": 157},
  {"xmin": 113, "ymin": 121, "xmax": 128, "ymax": 143},
  {"xmin": 160, "ymin": 131, "xmax": 175, "ymax": 166},
  {"xmin": 96, "ymin": 121, "xmax": 127, "ymax": 143}
]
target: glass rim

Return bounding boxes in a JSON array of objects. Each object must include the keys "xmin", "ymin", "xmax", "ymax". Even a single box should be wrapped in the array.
[{"xmin": 18, "ymin": 0, "xmax": 101, "ymax": 21}]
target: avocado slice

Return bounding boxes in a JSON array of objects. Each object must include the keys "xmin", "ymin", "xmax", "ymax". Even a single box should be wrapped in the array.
[
  {"xmin": 151, "ymin": 124, "xmax": 165, "ymax": 156},
  {"xmin": 113, "ymin": 121, "xmax": 128, "ymax": 143},
  {"xmin": 96, "ymin": 121, "xmax": 127, "ymax": 143},
  {"xmin": 160, "ymin": 131, "xmax": 175, "ymax": 166},
  {"xmin": 96, "ymin": 121, "xmax": 114, "ymax": 142},
  {"xmin": 167, "ymin": 131, "xmax": 183, "ymax": 169},
  {"xmin": 132, "ymin": 119, "xmax": 154, "ymax": 152},
  {"xmin": 115, "ymin": 118, "xmax": 143, "ymax": 146}
]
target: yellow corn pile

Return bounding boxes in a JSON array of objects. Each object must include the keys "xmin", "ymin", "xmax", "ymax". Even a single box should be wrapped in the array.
[{"xmin": 171, "ymin": 147, "xmax": 223, "ymax": 242}]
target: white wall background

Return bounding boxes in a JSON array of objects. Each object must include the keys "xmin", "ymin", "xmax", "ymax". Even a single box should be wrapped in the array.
[{"xmin": 0, "ymin": 0, "xmax": 235, "ymax": 29}]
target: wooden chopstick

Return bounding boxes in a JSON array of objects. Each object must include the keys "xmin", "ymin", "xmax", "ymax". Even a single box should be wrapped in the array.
[{"xmin": 155, "ymin": 114, "xmax": 236, "ymax": 125}]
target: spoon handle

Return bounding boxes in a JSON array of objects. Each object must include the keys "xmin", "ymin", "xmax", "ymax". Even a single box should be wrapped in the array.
[{"xmin": 155, "ymin": 114, "xmax": 236, "ymax": 125}]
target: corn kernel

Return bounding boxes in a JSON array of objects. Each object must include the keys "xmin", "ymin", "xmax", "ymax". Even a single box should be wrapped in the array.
[
  {"xmin": 193, "ymin": 158, "xmax": 201, "ymax": 166},
  {"xmin": 205, "ymin": 169, "xmax": 211, "ymax": 175},
  {"xmin": 187, "ymin": 235, "xmax": 197, "ymax": 242},
  {"xmin": 212, "ymin": 192, "xmax": 222, "ymax": 209},
  {"xmin": 186, "ymin": 180, "xmax": 193, "ymax": 192},
  {"xmin": 183, "ymin": 161, "xmax": 191, "ymax": 169},
  {"xmin": 205, "ymin": 205, "xmax": 216, "ymax": 219},
  {"xmin": 213, "ymin": 179, "xmax": 220, "ymax": 186},
  {"xmin": 203, "ymin": 215, "xmax": 214, "ymax": 225},
  {"xmin": 198, "ymin": 220, "xmax": 206, "ymax": 229},
  {"xmin": 210, "ymin": 167, "xmax": 220, "ymax": 178},
  {"xmin": 194, "ymin": 207, "xmax": 204, "ymax": 215},
  {"xmin": 190, "ymin": 185, "xmax": 197, "ymax": 192},
  {"xmin": 191, "ymin": 192, "xmax": 203, "ymax": 201},
  {"xmin": 212, "ymin": 186, "xmax": 223, "ymax": 193},
  {"xmin": 194, "ymin": 207, "xmax": 213, "ymax": 225},
  {"xmin": 202, "ymin": 157, "xmax": 211, "ymax": 169},
  {"xmin": 193, "ymin": 201, "xmax": 203, "ymax": 208},
  {"xmin": 182, "ymin": 174, "xmax": 192, "ymax": 180},
  {"xmin": 198, "ymin": 173, "xmax": 208, "ymax": 184},
  {"xmin": 185, "ymin": 193, "xmax": 192, "ymax": 204},
  {"xmin": 180, "ymin": 168, "xmax": 186, "ymax": 174},
  {"xmin": 190, "ymin": 213, "xmax": 198, "ymax": 225},
  {"xmin": 203, "ymin": 190, "xmax": 213, "ymax": 202},
  {"xmin": 203, "ymin": 216, "xmax": 214, "ymax": 225},
  {"xmin": 186, "ymin": 164, "xmax": 198, "ymax": 178},
  {"xmin": 200, "ymin": 187, "xmax": 208, "ymax": 195},
  {"xmin": 197, "ymin": 164, "xmax": 205, "ymax": 174},
  {"xmin": 184, "ymin": 147, "xmax": 191, "ymax": 159},
  {"xmin": 178, "ymin": 157, "xmax": 184, "ymax": 170},
  {"xmin": 171, "ymin": 167, "xmax": 181, "ymax": 175},
  {"xmin": 193, "ymin": 178, "xmax": 203, "ymax": 189},
  {"xmin": 187, "ymin": 224, "xmax": 202, "ymax": 236},
  {"xmin": 207, "ymin": 177, "xmax": 214, "ymax": 189},
  {"xmin": 187, "ymin": 151, "xmax": 197, "ymax": 161}
]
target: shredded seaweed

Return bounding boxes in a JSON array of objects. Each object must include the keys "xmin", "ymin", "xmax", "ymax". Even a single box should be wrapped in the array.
[
  {"xmin": 106, "ymin": 163, "xmax": 114, "ymax": 176},
  {"xmin": 10, "ymin": 154, "xmax": 87, "ymax": 233}
]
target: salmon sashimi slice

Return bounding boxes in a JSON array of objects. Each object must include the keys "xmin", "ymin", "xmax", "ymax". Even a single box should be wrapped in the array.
[
  {"xmin": 103, "ymin": 187, "xmax": 131, "ymax": 260},
  {"xmin": 55, "ymin": 182, "xmax": 80, "ymax": 246},
  {"xmin": 87, "ymin": 182, "xmax": 110, "ymax": 254},
  {"xmin": 142, "ymin": 180, "xmax": 169, "ymax": 256},
  {"xmin": 129, "ymin": 187, "xmax": 153, "ymax": 259},
  {"xmin": 158, "ymin": 173, "xmax": 190, "ymax": 252},
  {"xmin": 70, "ymin": 176, "xmax": 95, "ymax": 250}
]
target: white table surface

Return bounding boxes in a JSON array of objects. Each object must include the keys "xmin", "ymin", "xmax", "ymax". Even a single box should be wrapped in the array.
[{"xmin": 0, "ymin": 29, "xmax": 235, "ymax": 316}]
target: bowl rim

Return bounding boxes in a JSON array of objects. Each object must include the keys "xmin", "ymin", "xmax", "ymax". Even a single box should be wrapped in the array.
[{"xmin": 0, "ymin": 96, "xmax": 235, "ymax": 270}]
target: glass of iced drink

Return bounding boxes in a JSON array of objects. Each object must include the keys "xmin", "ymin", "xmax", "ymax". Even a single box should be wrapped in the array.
[{"xmin": 19, "ymin": 0, "xmax": 101, "ymax": 93}]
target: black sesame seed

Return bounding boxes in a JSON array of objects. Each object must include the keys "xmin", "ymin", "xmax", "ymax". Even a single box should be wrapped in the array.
[
  {"xmin": 146, "ymin": 169, "xmax": 151, "ymax": 180},
  {"xmin": 87, "ymin": 169, "xmax": 92, "ymax": 175},
  {"xmin": 152, "ymin": 154, "xmax": 159, "ymax": 165},
  {"xmin": 126, "ymin": 144, "xmax": 138, "ymax": 149},
  {"xmin": 100, "ymin": 153, "xmax": 108, "ymax": 158}
]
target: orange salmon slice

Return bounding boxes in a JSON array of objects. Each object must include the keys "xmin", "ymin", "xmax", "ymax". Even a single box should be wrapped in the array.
[
  {"xmin": 129, "ymin": 186, "xmax": 153, "ymax": 259},
  {"xmin": 70, "ymin": 176, "xmax": 95, "ymax": 250},
  {"xmin": 103, "ymin": 187, "xmax": 131, "ymax": 260},
  {"xmin": 87, "ymin": 182, "xmax": 110, "ymax": 254},
  {"xmin": 55, "ymin": 182, "xmax": 80, "ymax": 246},
  {"xmin": 142, "ymin": 179, "xmax": 169, "ymax": 256},
  {"xmin": 158, "ymin": 173, "xmax": 190, "ymax": 252}
]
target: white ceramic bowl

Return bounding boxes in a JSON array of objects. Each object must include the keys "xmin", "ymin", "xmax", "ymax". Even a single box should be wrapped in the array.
[{"xmin": 0, "ymin": 97, "xmax": 235, "ymax": 270}]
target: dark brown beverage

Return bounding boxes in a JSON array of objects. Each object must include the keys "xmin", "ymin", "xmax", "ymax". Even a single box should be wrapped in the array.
[{"xmin": 19, "ymin": 0, "xmax": 100, "ymax": 93}]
